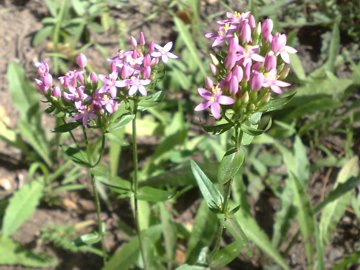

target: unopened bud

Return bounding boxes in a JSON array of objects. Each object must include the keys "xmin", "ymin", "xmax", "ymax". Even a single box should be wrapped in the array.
[
  {"xmin": 242, "ymin": 91, "xmax": 249, "ymax": 103},
  {"xmin": 76, "ymin": 53, "xmax": 87, "ymax": 69},
  {"xmin": 52, "ymin": 86, "xmax": 61, "ymax": 98},
  {"xmin": 89, "ymin": 72, "xmax": 98, "ymax": 83},
  {"xmin": 205, "ymin": 77, "xmax": 213, "ymax": 89},
  {"xmin": 130, "ymin": 36, "xmax": 137, "ymax": 47},
  {"xmin": 139, "ymin": 32, "xmax": 146, "ymax": 46},
  {"xmin": 209, "ymin": 53, "xmax": 219, "ymax": 66},
  {"xmin": 210, "ymin": 63, "xmax": 217, "ymax": 75},
  {"xmin": 279, "ymin": 66, "xmax": 290, "ymax": 79}
]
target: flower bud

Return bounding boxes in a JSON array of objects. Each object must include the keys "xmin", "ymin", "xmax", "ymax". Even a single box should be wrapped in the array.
[
  {"xmin": 279, "ymin": 66, "xmax": 290, "ymax": 79},
  {"xmin": 43, "ymin": 73, "xmax": 53, "ymax": 87},
  {"xmin": 240, "ymin": 23, "xmax": 251, "ymax": 43},
  {"xmin": 205, "ymin": 77, "xmax": 213, "ymax": 89},
  {"xmin": 52, "ymin": 86, "xmax": 61, "ymax": 98},
  {"xmin": 242, "ymin": 91, "xmax": 249, "ymax": 103},
  {"xmin": 139, "ymin": 32, "xmax": 146, "ymax": 46},
  {"xmin": 149, "ymin": 41, "xmax": 155, "ymax": 54},
  {"xmin": 271, "ymin": 33, "xmax": 286, "ymax": 53},
  {"xmin": 228, "ymin": 36, "xmax": 239, "ymax": 53},
  {"xmin": 232, "ymin": 66, "xmax": 243, "ymax": 81},
  {"xmin": 224, "ymin": 52, "xmax": 237, "ymax": 69},
  {"xmin": 130, "ymin": 36, "xmax": 137, "ymax": 47},
  {"xmin": 249, "ymin": 15, "xmax": 256, "ymax": 29},
  {"xmin": 261, "ymin": 18, "xmax": 273, "ymax": 42},
  {"xmin": 89, "ymin": 72, "xmax": 98, "ymax": 83},
  {"xmin": 209, "ymin": 53, "xmax": 219, "ymax": 66},
  {"xmin": 244, "ymin": 62, "xmax": 252, "ymax": 81},
  {"xmin": 229, "ymin": 76, "xmax": 239, "ymax": 94},
  {"xmin": 209, "ymin": 63, "xmax": 217, "ymax": 75},
  {"xmin": 143, "ymin": 54, "xmax": 152, "ymax": 67},
  {"xmin": 248, "ymin": 103, "xmax": 256, "ymax": 112},
  {"xmin": 76, "ymin": 53, "xmax": 87, "ymax": 69},
  {"xmin": 250, "ymin": 71, "xmax": 263, "ymax": 91},
  {"xmin": 264, "ymin": 52, "xmax": 276, "ymax": 71},
  {"xmin": 142, "ymin": 66, "xmax": 151, "ymax": 79}
]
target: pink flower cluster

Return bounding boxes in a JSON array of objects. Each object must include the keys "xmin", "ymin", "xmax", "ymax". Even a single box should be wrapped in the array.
[
  {"xmin": 35, "ymin": 33, "xmax": 177, "ymax": 126},
  {"xmin": 195, "ymin": 11, "xmax": 297, "ymax": 119}
]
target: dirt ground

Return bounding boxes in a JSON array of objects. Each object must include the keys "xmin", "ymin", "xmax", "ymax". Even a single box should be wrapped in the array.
[{"xmin": 0, "ymin": 0, "xmax": 359, "ymax": 270}]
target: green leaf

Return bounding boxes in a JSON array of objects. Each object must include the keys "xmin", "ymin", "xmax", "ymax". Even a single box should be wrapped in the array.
[
  {"xmin": 319, "ymin": 157, "xmax": 359, "ymax": 245},
  {"xmin": 241, "ymin": 117, "xmax": 272, "ymax": 136},
  {"xmin": 53, "ymin": 122, "xmax": 80, "ymax": 133},
  {"xmin": 315, "ymin": 176, "xmax": 360, "ymax": 213},
  {"xmin": 137, "ymin": 186, "xmax": 174, "ymax": 202},
  {"xmin": 325, "ymin": 22, "xmax": 340, "ymax": 72},
  {"xmin": 7, "ymin": 62, "xmax": 38, "ymax": 121},
  {"xmin": 2, "ymin": 180, "xmax": 44, "ymax": 237},
  {"xmin": 290, "ymin": 53, "xmax": 306, "ymax": 81},
  {"xmin": 190, "ymin": 161, "xmax": 223, "ymax": 211},
  {"xmin": 63, "ymin": 146, "xmax": 91, "ymax": 167},
  {"xmin": 218, "ymin": 148, "xmax": 245, "ymax": 184},
  {"xmin": 174, "ymin": 17, "xmax": 207, "ymax": 77},
  {"xmin": 234, "ymin": 211, "xmax": 289, "ymax": 270},
  {"xmin": 186, "ymin": 201, "xmax": 217, "ymax": 264},
  {"xmin": 332, "ymin": 249, "xmax": 360, "ymax": 270},
  {"xmin": 210, "ymin": 240, "xmax": 244, "ymax": 268},
  {"xmin": 138, "ymin": 91, "xmax": 164, "ymax": 109},
  {"xmin": 0, "ymin": 237, "xmax": 57, "ymax": 267},
  {"xmin": 160, "ymin": 203, "xmax": 177, "ymax": 269},
  {"xmin": 175, "ymin": 265, "xmax": 205, "ymax": 270},
  {"xmin": 91, "ymin": 164, "xmax": 131, "ymax": 191},
  {"xmin": 203, "ymin": 123, "xmax": 233, "ymax": 135},
  {"xmin": 72, "ymin": 0, "xmax": 86, "ymax": 15},
  {"xmin": 44, "ymin": 0, "xmax": 58, "ymax": 17},
  {"xmin": 73, "ymin": 232, "xmax": 101, "ymax": 246},
  {"xmin": 32, "ymin": 26, "xmax": 53, "ymax": 46},
  {"xmin": 103, "ymin": 225, "xmax": 162, "ymax": 270},
  {"xmin": 290, "ymin": 175, "xmax": 316, "ymax": 267},
  {"xmin": 260, "ymin": 90, "xmax": 296, "ymax": 112},
  {"xmin": 108, "ymin": 114, "xmax": 134, "ymax": 133},
  {"xmin": 18, "ymin": 121, "xmax": 52, "ymax": 167}
]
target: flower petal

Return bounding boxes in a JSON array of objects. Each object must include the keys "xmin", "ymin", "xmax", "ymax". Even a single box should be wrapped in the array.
[
  {"xmin": 164, "ymin": 42, "xmax": 173, "ymax": 52},
  {"xmin": 194, "ymin": 101, "xmax": 211, "ymax": 111},
  {"xmin": 138, "ymin": 85, "xmax": 147, "ymax": 96},
  {"xmin": 280, "ymin": 51, "xmax": 290, "ymax": 64},
  {"xmin": 210, "ymin": 103, "xmax": 221, "ymax": 119},
  {"xmin": 218, "ymin": 95, "xmax": 235, "ymax": 105},
  {"xmin": 128, "ymin": 85, "xmax": 138, "ymax": 96},
  {"xmin": 285, "ymin": 45, "xmax": 297, "ymax": 54},
  {"xmin": 198, "ymin": 88, "xmax": 212, "ymax": 99},
  {"xmin": 151, "ymin": 52, "xmax": 162, "ymax": 58}
]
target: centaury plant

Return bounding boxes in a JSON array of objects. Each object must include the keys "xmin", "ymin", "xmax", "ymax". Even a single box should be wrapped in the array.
[
  {"xmin": 189, "ymin": 11, "xmax": 297, "ymax": 268},
  {"xmin": 34, "ymin": 32, "xmax": 177, "ymax": 266}
]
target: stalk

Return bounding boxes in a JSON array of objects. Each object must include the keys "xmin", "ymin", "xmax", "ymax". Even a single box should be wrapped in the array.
[
  {"xmin": 132, "ymin": 99, "xmax": 147, "ymax": 269},
  {"xmin": 212, "ymin": 127, "xmax": 243, "ymax": 253},
  {"xmin": 81, "ymin": 127, "xmax": 107, "ymax": 263}
]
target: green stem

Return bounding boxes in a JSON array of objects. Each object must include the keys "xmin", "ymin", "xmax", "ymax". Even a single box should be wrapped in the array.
[
  {"xmin": 212, "ymin": 127, "xmax": 244, "ymax": 254},
  {"xmin": 78, "ymin": 127, "xmax": 107, "ymax": 262},
  {"xmin": 90, "ymin": 173, "xmax": 107, "ymax": 262},
  {"xmin": 132, "ymin": 99, "xmax": 147, "ymax": 269}
]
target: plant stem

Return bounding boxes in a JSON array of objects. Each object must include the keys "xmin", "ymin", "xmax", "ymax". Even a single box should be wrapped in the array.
[
  {"xmin": 132, "ymin": 99, "xmax": 147, "ymax": 269},
  {"xmin": 212, "ymin": 179, "xmax": 232, "ymax": 253},
  {"xmin": 80, "ymin": 127, "xmax": 107, "ymax": 263},
  {"xmin": 212, "ymin": 127, "xmax": 244, "ymax": 253},
  {"xmin": 90, "ymin": 173, "xmax": 107, "ymax": 263}
]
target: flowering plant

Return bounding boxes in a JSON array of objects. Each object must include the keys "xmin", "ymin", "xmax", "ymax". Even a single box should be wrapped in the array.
[
  {"xmin": 34, "ymin": 32, "xmax": 177, "ymax": 266},
  {"xmin": 191, "ymin": 11, "xmax": 297, "ymax": 260},
  {"xmin": 195, "ymin": 11, "xmax": 296, "ymax": 125}
]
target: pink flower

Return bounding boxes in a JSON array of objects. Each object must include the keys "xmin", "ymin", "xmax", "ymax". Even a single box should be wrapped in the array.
[
  {"xmin": 98, "ymin": 71, "xmax": 122, "ymax": 98},
  {"xmin": 73, "ymin": 105, "xmax": 97, "ymax": 126},
  {"xmin": 151, "ymin": 42, "xmax": 178, "ymax": 63},
  {"xmin": 264, "ymin": 52, "xmax": 277, "ymax": 72},
  {"xmin": 205, "ymin": 23, "xmax": 237, "ymax": 47},
  {"xmin": 76, "ymin": 53, "xmax": 87, "ymax": 69},
  {"xmin": 35, "ymin": 61, "xmax": 49, "ymax": 77},
  {"xmin": 119, "ymin": 76, "xmax": 151, "ymax": 96},
  {"xmin": 261, "ymin": 18, "xmax": 273, "ymax": 42},
  {"xmin": 250, "ymin": 71, "xmax": 264, "ymax": 91},
  {"xmin": 194, "ymin": 78, "xmax": 235, "ymax": 119},
  {"xmin": 270, "ymin": 33, "xmax": 297, "ymax": 64},
  {"xmin": 262, "ymin": 69, "xmax": 291, "ymax": 94}
]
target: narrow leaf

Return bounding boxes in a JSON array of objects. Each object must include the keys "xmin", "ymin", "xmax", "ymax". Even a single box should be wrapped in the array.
[
  {"xmin": 210, "ymin": 240, "xmax": 244, "ymax": 268},
  {"xmin": 190, "ymin": 160, "xmax": 223, "ymax": 211},
  {"xmin": 2, "ymin": 180, "xmax": 44, "ymax": 237},
  {"xmin": 218, "ymin": 148, "xmax": 245, "ymax": 184}
]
